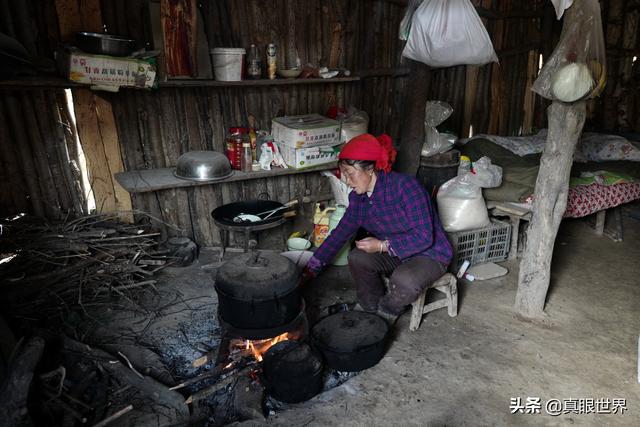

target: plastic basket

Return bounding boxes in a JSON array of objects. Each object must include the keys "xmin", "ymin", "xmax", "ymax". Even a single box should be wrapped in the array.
[{"xmin": 448, "ymin": 219, "xmax": 511, "ymax": 269}]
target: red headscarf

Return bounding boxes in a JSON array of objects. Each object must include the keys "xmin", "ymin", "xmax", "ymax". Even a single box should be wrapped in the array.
[{"xmin": 338, "ymin": 133, "xmax": 397, "ymax": 173}]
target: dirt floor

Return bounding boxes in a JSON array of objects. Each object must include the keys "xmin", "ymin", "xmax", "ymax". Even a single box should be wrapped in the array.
[
  {"xmin": 107, "ymin": 214, "xmax": 639, "ymax": 426},
  {"xmin": 261, "ymin": 216, "xmax": 640, "ymax": 427}
]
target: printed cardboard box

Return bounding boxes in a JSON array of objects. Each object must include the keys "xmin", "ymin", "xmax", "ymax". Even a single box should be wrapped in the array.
[
  {"xmin": 58, "ymin": 48, "xmax": 157, "ymax": 89},
  {"xmin": 277, "ymin": 142, "xmax": 341, "ymax": 169},
  {"xmin": 272, "ymin": 114, "xmax": 341, "ymax": 149}
]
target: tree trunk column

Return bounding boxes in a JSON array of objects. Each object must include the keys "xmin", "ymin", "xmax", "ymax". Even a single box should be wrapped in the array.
[{"xmin": 514, "ymin": 101, "xmax": 586, "ymax": 318}]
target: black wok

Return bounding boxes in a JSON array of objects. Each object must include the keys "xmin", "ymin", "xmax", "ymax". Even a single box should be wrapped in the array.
[{"xmin": 211, "ymin": 199, "xmax": 296, "ymax": 227}]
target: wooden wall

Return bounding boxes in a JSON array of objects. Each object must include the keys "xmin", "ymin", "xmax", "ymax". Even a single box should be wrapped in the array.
[{"xmin": 1, "ymin": 0, "xmax": 639, "ymax": 246}]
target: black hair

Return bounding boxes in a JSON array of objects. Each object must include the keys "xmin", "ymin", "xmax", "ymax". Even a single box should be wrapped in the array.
[{"xmin": 338, "ymin": 159, "xmax": 376, "ymax": 171}]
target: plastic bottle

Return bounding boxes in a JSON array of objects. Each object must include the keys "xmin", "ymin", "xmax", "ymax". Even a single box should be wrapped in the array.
[
  {"xmin": 241, "ymin": 142, "xmax": 252, "ymax": 172},
  {"xmin": 458, "ymin": 155, "xmax": 472, "ymax": 176},
  {"xmin": 312, "ymin": 204, "xmax": 335, "ymax": 247},
  {"xmin": 328, "ymin": 204, "xmax": 351, "ymax": 265},
  {"xmin": 266, "ymin": 43, "xmax": 277, "ymax": 80}
]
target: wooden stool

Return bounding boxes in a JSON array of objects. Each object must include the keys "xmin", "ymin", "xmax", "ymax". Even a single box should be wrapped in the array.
[{"xmin": 409, "ymin": 272, "xmax": 458, "ymax": 331}]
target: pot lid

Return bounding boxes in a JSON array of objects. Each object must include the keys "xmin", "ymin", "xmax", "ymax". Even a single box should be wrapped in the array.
[
  {"xmin": 215, "ymin": 250, "xmax": 298, "ymax": 299},
  {"xmin": 311, "ymin": 311, "xmax": 388, "ymax": 352},
  {"xmin": 263, "ymin": 340, "xmax": 323, "ymax": 378}
]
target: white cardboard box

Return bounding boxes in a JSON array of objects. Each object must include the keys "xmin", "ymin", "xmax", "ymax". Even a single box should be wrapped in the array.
[
  {"xmin": 272, "ymin": 114, "xmax": 341, "ymax": 149},
  {"xmin": 277, "ymin": 142, "xmax": 342, "ymax": 169}
]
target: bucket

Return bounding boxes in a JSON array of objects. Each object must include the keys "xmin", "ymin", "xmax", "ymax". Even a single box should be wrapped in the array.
[
  {"xmin": 211, "ymin": 48, "xmax": 246, "ymax": 81},
  {"xmin": 417, "ymin": 149, "xmax": 460, "ymax": 197},
  {"xmin": 287, "ymin": 237, "xmax": 311, "ymax": 251}
]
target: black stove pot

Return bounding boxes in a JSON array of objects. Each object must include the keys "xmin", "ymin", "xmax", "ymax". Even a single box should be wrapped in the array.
[
  {"xmin": 215, "ymin": 249, "xmax": 300, "ymax": 331},
  {"xmin": 262, "ymin": 340, "xmax": 323, "ymax": 403},
  {"xmin": 311, "ymin": 310, "xmax": 389, "ymax": 372}
]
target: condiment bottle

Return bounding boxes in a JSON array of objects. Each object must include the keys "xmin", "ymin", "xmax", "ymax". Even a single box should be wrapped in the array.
[
  {"xmin": 266, "ymin": 43, "xmax": 277, "ymax": 80},
  {"xmin": 241, "ymin": 142, "xmax": 252, "ymax": 172}
]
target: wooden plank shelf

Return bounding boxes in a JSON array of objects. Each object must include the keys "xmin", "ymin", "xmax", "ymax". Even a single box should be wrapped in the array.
[
  {"xmin": 115, "ymin": 163, "xmax": 337, "ymax": 193},
  {"xmin": 160, "ymin": 76, "xmax": 360, "ymax": 87},
  {"xmin": 0, "ymin": 76, "xmax": 359, "ymax": 90}
]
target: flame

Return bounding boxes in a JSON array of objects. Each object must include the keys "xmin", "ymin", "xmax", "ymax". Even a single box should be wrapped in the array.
[{"xmin": 230, "ymin": 332, "xmax": 292, "ymax": 362}]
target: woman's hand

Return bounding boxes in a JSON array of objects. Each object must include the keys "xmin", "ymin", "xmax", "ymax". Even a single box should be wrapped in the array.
[{"xmin": 355, "ymin": 237, "xmax": 386, "ymax": 254}]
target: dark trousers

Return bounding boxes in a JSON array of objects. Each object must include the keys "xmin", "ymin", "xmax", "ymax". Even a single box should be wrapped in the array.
[{"xmin": 347, "ymin": 248, "xmax": 446, "ymax": 314}]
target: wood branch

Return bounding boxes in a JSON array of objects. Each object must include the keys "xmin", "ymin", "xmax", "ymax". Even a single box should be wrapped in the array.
[
  {"xmin": 0, "ymin": 336, "xmax": 45, "ymax": 427},
  {"xmin": 92, "ymin": 405, "xmax": 133, "ymax": 427},
  {"xmin": 63, "ymin": 337, "xmax": 188, "ymax": 420},
  {"xmin": 184, "ymin": 366, "xmax": 252, "ymax": 404},
  {"xmin": 515, "ymin": 101, "xmax": 586, "ymax": 318}
]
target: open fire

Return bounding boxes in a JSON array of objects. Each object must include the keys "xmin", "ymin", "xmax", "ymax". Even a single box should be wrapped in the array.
[{"xmin": 229, "ymin": 330, "xmax": 302, "ymax": 362}]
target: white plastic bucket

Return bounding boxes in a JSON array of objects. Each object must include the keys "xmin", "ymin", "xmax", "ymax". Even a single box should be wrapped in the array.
[{"xmin": 211, "ymin": 48, "xmax": 245, "ymax": 81}]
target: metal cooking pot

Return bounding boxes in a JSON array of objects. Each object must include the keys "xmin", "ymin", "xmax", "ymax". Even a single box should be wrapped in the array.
[
  {"xmin": 311, "ymin": 310, "xmax": 389, "ymax": 372},
  {"xmin": 174, "ymin": 151, "xmax": 233, "ymax": 182},
  {"xmin": 262, "ymin": 340, "xmax": 324, "ymax": 403},
  {"xmin": 75, "ymin": 32, "xmax": 137, "ymax": 56},
  {"xmin": 214, "ymin": 249, "xmax": 300, "ymax": 330}
]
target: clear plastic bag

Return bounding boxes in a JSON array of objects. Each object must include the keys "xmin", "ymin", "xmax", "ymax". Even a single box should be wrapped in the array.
[
  {"xmin": 422, "ymin": 101, "xmax": 455, "ymax": 157},
  {"xmin": 402, "ymin": 0, "xmax": 498, "ymax": 67},
  {"xmin": 337, "ymin": 107, "xmax": 369, "ymax": 143},
  {"xmin": 466, "ymin": 156, "xmax": 502, "ymax": 188},
  {"xmin": 532, "ymin": 0, "xmax": 606, "ymax": 101}
]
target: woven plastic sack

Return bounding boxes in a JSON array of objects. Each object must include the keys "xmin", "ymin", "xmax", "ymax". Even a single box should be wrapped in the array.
[
  {"xmin": 532, "ymin": 0, "xmax": 606, "ymax": 101},
  {"xmin": 402, "ymin": 0, "xmax": 498, "ymax": 67}
]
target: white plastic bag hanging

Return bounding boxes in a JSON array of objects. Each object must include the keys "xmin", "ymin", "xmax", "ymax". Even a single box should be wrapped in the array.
[
  {"xmin": 402, "ymin": 0, "xmax": 498, "ymax": 68},
  {"xmin": 532, "ymin": 0, "xmax": 606, "ymax": 102}
]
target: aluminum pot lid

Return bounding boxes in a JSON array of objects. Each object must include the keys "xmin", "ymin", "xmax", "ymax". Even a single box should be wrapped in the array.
[
  {"xmin": 311, "ymin": 311, "xmax": 388, "ymax": 352},
  {"xmin": 215, "ymin": 251, "xmax": 298, "ymax": 299}
]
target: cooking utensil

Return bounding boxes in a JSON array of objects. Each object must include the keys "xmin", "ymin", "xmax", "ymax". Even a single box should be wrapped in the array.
[
  {"xmin": 262, "ymin": 340, "xmax": 323, "ymax": 403},
  {"xmin": 232, "ymin": 200, "xmax": 297, "ymax": 223},
  {"xmin": 213, "ymin": 199, "xmax": 297, "ymax": 227},
  {"xmin": 174, "ymin": 151, "xmax": 233, "ymax": 182},
  {"xmin": 75, "ymin": 32, "xmax": 137, "ymax": 56},
  {"xmin": 311, "ymin": 310, "xmax": 389, "ymax": 372},
  {"xmin": 214, "ymin": 249, "xmax": 301, "ymax": 330}
]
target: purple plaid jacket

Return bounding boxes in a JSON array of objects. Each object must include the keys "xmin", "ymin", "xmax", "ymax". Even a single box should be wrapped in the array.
[{"xmin": 307, "ymin": 171, "xmax": 452, "ymax": 273}]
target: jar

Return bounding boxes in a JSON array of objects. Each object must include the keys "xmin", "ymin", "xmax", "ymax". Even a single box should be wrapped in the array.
[{"xmin": 226, "ymin": 127, "xmax": 247, "ymax": 170}]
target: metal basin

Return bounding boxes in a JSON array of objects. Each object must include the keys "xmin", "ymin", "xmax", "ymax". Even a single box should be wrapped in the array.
[
  {"xmin": 174, "ymin": 151, "xmax": 233, "ymax": 182},
  {"xmin": 75, "ymin": 32, "xmax": 137, "ymax": 56}
]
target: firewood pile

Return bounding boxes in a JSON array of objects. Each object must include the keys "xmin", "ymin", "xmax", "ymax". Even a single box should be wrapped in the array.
[{"xmin": 0, "ymin": 212, "xmax": 177, "ymax": 327}]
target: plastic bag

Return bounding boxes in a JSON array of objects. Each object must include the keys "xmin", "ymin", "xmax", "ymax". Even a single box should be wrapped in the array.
[
  {"xmin": 551, "ymin": 0, "xmax": 574, "ymax": 19},
  {"xmin": 337, "ymin": 107, "xmax": 369, "ymax": 143},
  {"xmin": 398, "ymin": 0, "xmax": 423, "ymax": 41},
  {"xmin": 421, "ymin": 101, "xmax": 455, "ymax": 157},
  {"xmin": 322, "ymin": 171, "xmax": 351, "ymax": 206},
  {"xmin": 437, "ymin": 175, "xmax": 490, "ymax": 232},
  {"xmin": 532, "ymin": 0, "xmax": 606, "ymax": 101},
  {"xmin": 402, "ymin": 0, "xmax": 498, "ymax": 67},
  {"xmin": 466, "ymin": 156, "xmax": 502, "ymax": 188}
]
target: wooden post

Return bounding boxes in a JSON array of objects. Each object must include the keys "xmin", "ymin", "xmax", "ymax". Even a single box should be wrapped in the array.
[
  {"xmin": 514, "ymin": 101, "xmax": 586, "ymax": 317},
  {"xmin": 394, "ymin": 60, "xmax": 430, "ymax": 175}
]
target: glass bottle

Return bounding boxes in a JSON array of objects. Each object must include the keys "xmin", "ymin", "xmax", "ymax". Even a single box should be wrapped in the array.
[
  {"xmin": 241, "ymin": 142, "xmax": 252, "ymax": 172},
  {"xmin": 247, "ymin": 44, "xmax": 262, "ymax": 79}
]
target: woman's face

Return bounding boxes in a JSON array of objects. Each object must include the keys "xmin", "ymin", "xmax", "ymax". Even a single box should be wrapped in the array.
[{"xmin": 339, "ymin": 164, "xmax": 374, "ymax": 195}]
